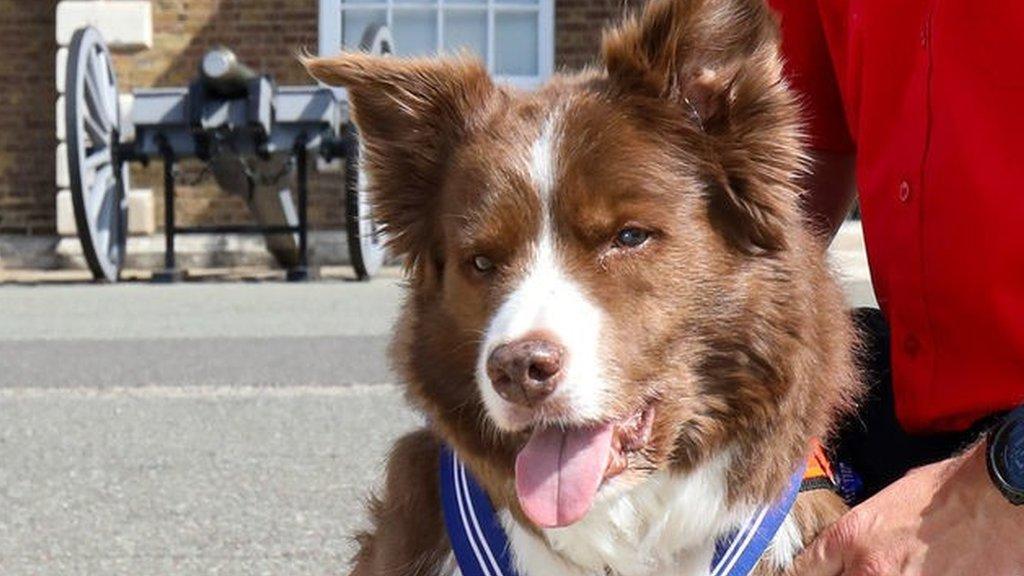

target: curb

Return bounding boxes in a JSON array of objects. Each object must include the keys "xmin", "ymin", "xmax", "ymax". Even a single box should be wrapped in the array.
[{"xmin": 0, "ymin": 231, "xmax": 352, "ymax": 271}]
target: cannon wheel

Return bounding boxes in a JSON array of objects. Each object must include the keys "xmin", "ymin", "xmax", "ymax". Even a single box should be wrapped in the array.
[
  {"xmin": 66, "ymin": 27, "xmax": 128, "ymax": 282},
  {"xmin": 344, "ymin": 24, "xmax": 394, "ymax": 281}
]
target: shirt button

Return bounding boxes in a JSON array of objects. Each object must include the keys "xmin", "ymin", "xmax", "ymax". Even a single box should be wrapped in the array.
[
  {"xmin": 904, "ymin": 334, "xmax": 921, "ymax": 356},
  {"xmin": 898, "ymin": 181, "xmax": 911, "ymax": 202}
]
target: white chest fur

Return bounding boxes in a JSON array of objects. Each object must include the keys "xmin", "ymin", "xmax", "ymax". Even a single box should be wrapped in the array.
[{"xmin": 496, "ymin": 453, "xmax": 802, "ymax": 576}]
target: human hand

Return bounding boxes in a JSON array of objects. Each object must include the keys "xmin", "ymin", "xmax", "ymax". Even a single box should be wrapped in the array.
[{"xmin": 792, "ymin": 443, "xmax": 1024, "ymax": 575}]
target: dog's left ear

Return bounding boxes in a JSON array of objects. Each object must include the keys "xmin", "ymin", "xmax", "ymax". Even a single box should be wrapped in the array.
[{"xmin": 602, "ymin": 0, "xmax": 802, "ymax": 254}]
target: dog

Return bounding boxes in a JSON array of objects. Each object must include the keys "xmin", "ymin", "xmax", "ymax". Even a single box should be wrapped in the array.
[{"xmin": 305, "ymin": 0, "xmax": 860, "ymax": 574}]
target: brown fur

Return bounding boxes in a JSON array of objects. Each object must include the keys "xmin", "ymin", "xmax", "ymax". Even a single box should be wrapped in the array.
[
  {"xmin": 350, "ymin": 431, "xmax": 448, "ymax": 576},
  {"xmin": 306, "ymin": 0, "xmax": 861, "ymax": 574}
]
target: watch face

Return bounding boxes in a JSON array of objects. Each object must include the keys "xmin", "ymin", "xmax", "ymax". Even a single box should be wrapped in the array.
[{"xmin": 1005, "ymin": 419, "xmax": 1024, "ymax": 489}]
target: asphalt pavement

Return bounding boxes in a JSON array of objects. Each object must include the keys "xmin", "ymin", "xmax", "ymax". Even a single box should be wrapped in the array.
[
  {"xmin": 0, "ymin": 275, "xmax": 423, "ymax": 575},
  {"xmin": 0, "ymin": 224, "xmax": 874, "ymax": 575}
]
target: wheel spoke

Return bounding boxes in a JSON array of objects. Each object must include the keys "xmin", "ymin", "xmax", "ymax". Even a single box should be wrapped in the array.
[
  {"xmin": 83, "ymin": 66, "xmax": 112, "ymax": 135},
  {"xmin": 359, "ymin": 193, "xmax": 381, "ymax": 244},
  {"xmin": 107, "ymin": 235, "xmax": 122, "ymax": 264},
  {"xmin": 86, "ymin": 164, "xmax": 115, "ymax": 222},
  {"xmin": 94, "ymin": 51, "xmax": 119, "ymax": 125},
  {"xmin": 92, "ymin": 177, "xmax": 119, "ymax": 253},
  {"xmin": 93, "ymin": 220, "xmax": 111, "ymax": 258},
  {"xmin": 83, "ymin": 113, "xmax": 108, "ymax": 146},
  {"xmin": 85, "ymin": 147, "xmax": 112, "ymax": 173},
  {"xmin": 86, "ymin": 52, "xmax": 113, "ymax": 124}
]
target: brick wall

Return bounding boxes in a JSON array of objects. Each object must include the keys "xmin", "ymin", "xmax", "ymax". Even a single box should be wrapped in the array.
[
  {"xmin": 0, "ymin": 1, "xmax": 59, "ymax": 234},
  {"xmin": 555, "ymin": 0, "xmax": 636, "ymax": 71},
  {"xmin": 0, "ymin": 0, "xmax": 638, "ymax": 235}
]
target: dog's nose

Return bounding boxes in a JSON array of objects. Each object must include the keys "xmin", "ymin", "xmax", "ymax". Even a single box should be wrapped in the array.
[{"xmin": 486, "ymin": 337, "xmax": 564, "ymax": 406}]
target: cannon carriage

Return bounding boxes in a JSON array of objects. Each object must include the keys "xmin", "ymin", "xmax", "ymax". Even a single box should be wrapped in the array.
[{"xmin": 63, "ymin": 24, "xmax": 392, "ymax": 282}]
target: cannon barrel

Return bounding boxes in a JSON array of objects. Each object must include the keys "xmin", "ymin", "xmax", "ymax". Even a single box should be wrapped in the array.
[{"xmin": 200, "ymin": 47, "xmax": 258, "ymax": 98}]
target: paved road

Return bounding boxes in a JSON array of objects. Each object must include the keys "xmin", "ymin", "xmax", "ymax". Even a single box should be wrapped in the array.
[
  {"xmin": 0, "ymin": 277, "xmax": 423, "ymax": 575},
  {"xmin": 0, "ymin": 228, "xmax": 874, "ymax": 575},
  {"xmin": 0, "ymin": 385, "xmax": 420, "ymax": 575}
]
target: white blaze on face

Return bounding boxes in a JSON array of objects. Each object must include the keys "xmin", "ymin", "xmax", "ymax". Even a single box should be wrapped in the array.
[{"xmin": 476, "ymin": 114, "xmax": 608, "ymax": 431}]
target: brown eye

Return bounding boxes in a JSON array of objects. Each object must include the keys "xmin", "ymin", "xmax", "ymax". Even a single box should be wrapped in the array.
[
  {"xmin": 614, "ymin": 227, "xmax": 650, "ymax": 249},
  {"xmin": 472, "ymin": 255, "xmax": 495, "ymax": 273}
]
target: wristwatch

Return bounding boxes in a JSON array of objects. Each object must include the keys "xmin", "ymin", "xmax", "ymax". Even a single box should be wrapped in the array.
[{"xmin": 986, "ymin": 405, "xmax": 1024, "ymax": 506}]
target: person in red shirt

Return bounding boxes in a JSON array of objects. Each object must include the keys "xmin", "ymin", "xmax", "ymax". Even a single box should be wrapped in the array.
[{"xmin": 767, "ymin": 1, "xmax": 1024, "ymax": 574}]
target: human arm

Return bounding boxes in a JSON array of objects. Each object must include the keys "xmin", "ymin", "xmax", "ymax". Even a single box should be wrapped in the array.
[{"xmin": 801, "ymin": 150, "xmax": 857, "ymax": 243}]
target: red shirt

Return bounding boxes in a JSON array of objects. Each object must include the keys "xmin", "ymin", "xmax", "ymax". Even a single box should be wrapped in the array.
[{"xmin": 769, "ymin": 0, "xmax": 1024, "ymax": 433}]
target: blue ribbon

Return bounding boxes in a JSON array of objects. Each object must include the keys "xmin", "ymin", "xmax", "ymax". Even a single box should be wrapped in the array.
[{"xmin": 440, "ymin": 445, "xmax": 806, "ymax": 576}]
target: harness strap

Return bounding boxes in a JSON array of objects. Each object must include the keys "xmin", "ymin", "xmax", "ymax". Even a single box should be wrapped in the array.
[
  {"xmin": 709, "ymin": 465, "xmax": 804, "ymax": 575},
  {"xmin": 440, "ymin": 446, "xmax": 515, "ymax": 576},
  {"xmin": 440, "ymin": 443, "xmax": 827, "ymax": 576},
  {"xmin": 800, "ymin": 476, "xmax": 839, "ymax": 493}
]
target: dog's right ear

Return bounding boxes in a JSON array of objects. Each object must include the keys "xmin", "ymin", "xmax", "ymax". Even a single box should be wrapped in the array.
[{"xmin": 304, "ymin": 53, "xmax": 497, "ymax": 267}]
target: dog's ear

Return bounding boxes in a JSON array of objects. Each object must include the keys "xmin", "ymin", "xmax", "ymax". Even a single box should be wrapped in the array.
[
  {"xmin": 304, "ymin": 53, "xmax": 497, "ymax": 267},
  {"xmin": 602, "ymin": 0, "xmax": 802, "ymax": 254}
]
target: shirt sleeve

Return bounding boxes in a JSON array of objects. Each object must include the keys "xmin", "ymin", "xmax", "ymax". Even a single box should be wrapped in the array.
[{"xmin": 768, "ymin": 0, "xmax": 856, "ymax": 153}]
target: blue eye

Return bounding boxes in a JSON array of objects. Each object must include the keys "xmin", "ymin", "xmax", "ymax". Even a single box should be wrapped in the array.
[
  {"xmin": 615, "ymin": 228, "xmax": 650, "ymax": 248},
  {"xmin": 472, "ymin": 255, "xmax": 494, "ymax": 273}
]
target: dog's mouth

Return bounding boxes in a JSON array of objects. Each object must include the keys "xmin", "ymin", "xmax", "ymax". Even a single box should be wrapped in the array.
[{"xmin": 514, "ymin": 401, "xmax": 656, "ymax": 529}]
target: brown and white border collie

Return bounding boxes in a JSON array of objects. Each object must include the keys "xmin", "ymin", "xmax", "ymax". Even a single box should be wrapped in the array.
[{"xmin": 306, "ymin": 0, "xmax": 860, "ymax": 574}]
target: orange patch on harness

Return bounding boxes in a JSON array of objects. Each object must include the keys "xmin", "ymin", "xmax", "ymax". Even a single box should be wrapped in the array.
[{"xmin": 805, "ymin": 440, "xmax": 835, "ymax": 484}]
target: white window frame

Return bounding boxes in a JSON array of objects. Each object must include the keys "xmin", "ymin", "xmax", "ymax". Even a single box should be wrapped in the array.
[{"xmin": 318, "ymin": 0, "xmax": 554, "ymax": 89}]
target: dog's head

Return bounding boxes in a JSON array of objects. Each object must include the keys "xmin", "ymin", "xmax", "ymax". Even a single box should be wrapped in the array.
[{"xmin": 308, "ymin": 0, "xmax": 847, "ymax": 529}]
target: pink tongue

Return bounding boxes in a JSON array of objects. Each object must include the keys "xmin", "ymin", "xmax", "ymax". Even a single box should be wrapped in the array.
[{"xmin": 514, "ymin": 423, "xmax": 615, "ymax": 528}]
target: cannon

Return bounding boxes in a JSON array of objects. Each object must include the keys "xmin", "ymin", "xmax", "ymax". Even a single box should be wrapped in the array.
[{"xmin": 63, "ymin": 25, "xmax": 392, "ymax": 282}]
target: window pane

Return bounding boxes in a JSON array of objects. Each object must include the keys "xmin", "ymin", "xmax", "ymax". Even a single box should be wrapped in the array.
[
  {"xmin": 494, "ymin": 12, "xmax": 538, "ymax": 75},
  {"xmin": 342, "ymin": 9, "xmax": 387, "ymax": 49},
  {"xmin": 393, "ymin": 9, "xmax": 438, "ymax": 57},
  {"xmin": 494, "ymin": 0, "xmax": 538, "ymax": 3},
  {"xmin": 443, "ymin": 9, "xmax": 486, "ymax": 58},
  {"xmin": 341, "ymin": 0, "xmax": 381, "ymax": 4}
]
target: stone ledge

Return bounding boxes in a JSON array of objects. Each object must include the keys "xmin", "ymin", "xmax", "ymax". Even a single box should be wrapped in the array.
[
  {"xmin": 55, "ymin": 1, "xmax": 153, "ymax": 50},
  {"xmin": 56, "ymin": 189, "xmax": 156, "ymax": 237},
  {"xmin": 1, "ymin": 232, "xmax": 352, "ymax": 271},
  {"xmin": 830, "ymin": 220, "xmax": 870, "ymax": 282},
  {"xmin": 56, "ymin": 144, "xmax": 69, "ymax": 189},
  {"xmin": 56, "ymin": 96, "xmax": 65, "ymax": 141},
  {"xmin": 56, "ymin": 47, "xmax": 68, "ymax": 93}
]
